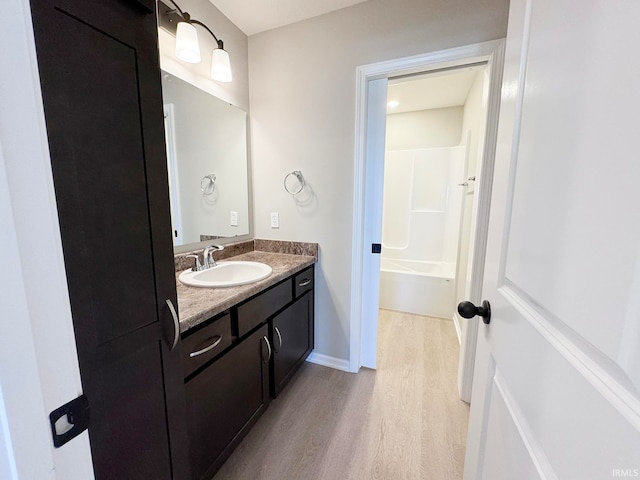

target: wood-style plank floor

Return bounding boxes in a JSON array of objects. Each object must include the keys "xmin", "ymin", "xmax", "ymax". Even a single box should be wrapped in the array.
[{"xmin": 213, "ymin": 309, "xmax": 469, "ymax": 480}]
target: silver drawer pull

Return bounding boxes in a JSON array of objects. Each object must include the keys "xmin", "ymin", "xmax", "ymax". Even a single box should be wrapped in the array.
[
  {"xmin": 165, "ymin": 299, "xmax": 180, "ymax": 351},
  {"xmin": 274, "ymin": 327, "xmax": 282, "ymax": 353},
  {"xmin": 261, "ymin": 336, "xmax": 272, "ymax": 364},
  {"xmin": 298, "ymin": 279, "xmax": 311, "ymax": 287},
  {"xmin": 189, "ymin": 335, "xmax": 223, "ymax": 357}
]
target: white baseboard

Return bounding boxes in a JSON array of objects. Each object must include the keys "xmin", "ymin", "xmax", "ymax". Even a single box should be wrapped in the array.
[
  {"xmin": 306, "ymin": 351, "xmax": 351, "ymax": 372},
  {"xmin": 453, "ymin": 313, "xmax": 462, "ymax": 345}
]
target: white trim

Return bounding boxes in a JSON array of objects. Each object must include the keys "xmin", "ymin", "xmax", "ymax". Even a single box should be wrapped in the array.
[
  {"xmin": 350, "ymin": 40, "xmax": 506, "ymax": 382},
  {"xmin": 348, "ymin": 64, "xmax": 368, "ymax": 373},
  {"xmin": 453, "ymin": 313, "xmax": 462, "ymax": 345},
  {"xmin": 493, "ymin": 369, "xmax": 559, "ymax": 480},
  {"xmin": 358, "ymin": 78, "xmax": 387, "ymax": 370},
  {"xmin": 500, "ymin": 285, "xmax": 640, "ymax": 432},
  {"xmin": 163, "ymin": 103, "xmax": 184, "ymax": 246},
  {"xmin": 306, "ymin": 352, "xmax": 352, "ymax": 373},
  {"xmin": 467, "ymin": 354, "xmax": 496, "ymax": 480},
  {"xmin": 457, "ymin": 40, "xmax": 506, "ymax": 404}
]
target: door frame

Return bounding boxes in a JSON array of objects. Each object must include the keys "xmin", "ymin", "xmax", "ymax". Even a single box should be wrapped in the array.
[
  {"xmin": 349, "ymin": 39, "xmax": 506, "ymax": 392},
  {"xmin": 163, "ymin": 103, "xmax": 184, "ymax": 246}
]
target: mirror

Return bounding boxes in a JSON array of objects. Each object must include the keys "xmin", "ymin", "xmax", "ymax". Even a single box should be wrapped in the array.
[{"xmin": 161, "ymin": 71, "xmax": 250, "ymax": 249}]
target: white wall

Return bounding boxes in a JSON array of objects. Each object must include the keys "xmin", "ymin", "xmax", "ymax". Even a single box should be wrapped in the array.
[
  {"xmin": 381, "ymin": 146, "xmax": 465, "ymax": 263},
  {"xmin": 248, "ymin": 0, "xmax": 509, "ymax": 362},
  {"xmin": 383, "ymin": 107, "xmax": 463, "ymax": 263},
  {"xmin": 386, "ymin": 107, "xmax": 463, "ymax": 149}
]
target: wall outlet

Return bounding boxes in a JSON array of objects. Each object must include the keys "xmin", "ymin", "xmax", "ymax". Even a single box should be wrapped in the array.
[
  {"xmin": 230, "ymin": 211, "xmax": 238, "ymax": 227},
  {"xmin": 270, "ymin": 212, "xmax": 279, "ymax": 228}
]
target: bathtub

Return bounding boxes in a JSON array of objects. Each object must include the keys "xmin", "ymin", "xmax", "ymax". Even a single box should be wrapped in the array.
[{"xmin": 379, "ymin": 259, "xmax": 455, "ymax": 318}]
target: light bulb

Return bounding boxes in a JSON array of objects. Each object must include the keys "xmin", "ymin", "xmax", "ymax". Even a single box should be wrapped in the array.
[
  {"xmin": 211, "ymin": 48, "xmax": 232, "ymax": 82},
  {"xmin": 175, "ymin": 22, "xmax": 201, "ymax": 63}
]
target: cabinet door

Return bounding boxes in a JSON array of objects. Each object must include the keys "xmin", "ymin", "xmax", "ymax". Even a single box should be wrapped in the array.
[
  {"xmin": 28, "ymin": 1, "xmax": 188, "ymax": 479},
  {"xmin": 272, "ymin": 291, "xmax": 314, "ymax": 397},
  {"xmin": 185, "ymin": 324, "xmax": 271, "ymax": 480}
]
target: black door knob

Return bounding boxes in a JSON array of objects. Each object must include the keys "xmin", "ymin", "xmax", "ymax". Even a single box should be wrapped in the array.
[{"xmin": 457, "ymin": 300, "xmax": 491, "ymax": 324}]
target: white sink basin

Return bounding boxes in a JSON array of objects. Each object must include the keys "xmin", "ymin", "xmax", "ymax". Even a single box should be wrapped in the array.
[{"xmin": 179, "ymin": 261, "xmax": 272, "ymax": 288}]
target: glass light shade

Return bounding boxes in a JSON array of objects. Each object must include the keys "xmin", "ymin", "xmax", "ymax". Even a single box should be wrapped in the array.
[
  {"xmin": 175, "ymin": 22, "xmax": 201, "ymax": 63},
  {"xmin": 211, "ymin": 48, "xmax": 232, "ymax": 82}
]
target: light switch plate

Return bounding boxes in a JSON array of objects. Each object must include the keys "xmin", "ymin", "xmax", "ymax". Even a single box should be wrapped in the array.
[
  {"xmin": 270, "ymin": 212, "xmax": 279, "ymax": 228},
  {"xmin": 230, "ymin": 211, "xmax": 238, "ymax": 226}
]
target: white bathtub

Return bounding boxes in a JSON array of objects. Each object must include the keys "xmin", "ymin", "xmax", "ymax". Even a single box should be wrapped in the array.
[{"xmin": 379, "ymin": 259, "xmax": 455, "ymax": 318}]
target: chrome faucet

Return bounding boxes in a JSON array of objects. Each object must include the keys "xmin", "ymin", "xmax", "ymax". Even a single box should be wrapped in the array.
[
  {"xmin": 203, "ymin": 245, "xmax": 224, "ymax": 269},
  {"xmin": 186, "ymin": 254, "xmax": 204, "ymax": 272}
]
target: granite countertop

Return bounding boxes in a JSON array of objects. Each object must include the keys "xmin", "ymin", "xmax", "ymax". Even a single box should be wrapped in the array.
[{"xmin": 176, "ymin": 251, "xmax": 315, "ymax": 332}]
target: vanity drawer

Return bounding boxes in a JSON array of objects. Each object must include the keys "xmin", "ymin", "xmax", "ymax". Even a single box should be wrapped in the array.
[
  {"xmin": 182, "ymin": 313, "xmax": 232, "ymax": 378},
  {"xmin": 237, "ymin": 280, "xmax": 292, "ymax": 337},
  {"xmin": 294, "ymin": 266, "xmax": 314, "ymax": 298}
]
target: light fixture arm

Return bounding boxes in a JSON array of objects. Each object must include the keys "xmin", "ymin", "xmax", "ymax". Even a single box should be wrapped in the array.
[
  {"xmin": 189, "ymin": 20, "xmax": 223, "ymax": 48},
  {"xmin": 164, "ymin": 0, "xmax": 187, "ymax": 19},
  {"xmin": 158, "ymin": 0, "xmax": 232, "ymax": 82},
  {"xmin": 163, "ymin": 0, "xmax": 222, "ymax": 47}
]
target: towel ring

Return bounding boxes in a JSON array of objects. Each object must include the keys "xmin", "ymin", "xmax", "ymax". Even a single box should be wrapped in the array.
[
  {"xmin": 200, "ymin": 174, "xmax": 216, "ymax": 195},
  {"xmin": 284, "ymin": 170, "xmax": 305, "ymax": 195}
]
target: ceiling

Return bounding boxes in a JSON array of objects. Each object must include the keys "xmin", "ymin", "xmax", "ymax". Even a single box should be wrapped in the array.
[
  {"xmin": 387, "ymin": 65, "xmax": 486, "ymax": 114},
  {"xmin": 209, "ymin": 0, "xmax": 370, "ymax": 36}
]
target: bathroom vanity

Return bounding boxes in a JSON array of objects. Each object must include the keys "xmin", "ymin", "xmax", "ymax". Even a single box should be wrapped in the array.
[{"xmin": 176, "ymin": 249, "xmax": 315, "ymax": 480}]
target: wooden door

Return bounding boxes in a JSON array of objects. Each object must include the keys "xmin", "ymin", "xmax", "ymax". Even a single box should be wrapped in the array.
[
  {"xmin": 464, "ymin": 1, "xmax": 640, "ymax": 478},
  {"xmin": 28, "ymin": 0, "xmax": 189, "ymax": 478}
]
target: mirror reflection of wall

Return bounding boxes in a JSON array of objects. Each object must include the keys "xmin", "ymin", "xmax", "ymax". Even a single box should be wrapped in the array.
[{"xmin": 161, "ymin": 71, "xmax": 249, "ymax": 247}]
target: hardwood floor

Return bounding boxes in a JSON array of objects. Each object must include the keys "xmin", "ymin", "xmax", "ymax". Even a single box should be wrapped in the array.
[{"xmin": 213, "ymin": 309, "xmax": 469, "ymax": 480}]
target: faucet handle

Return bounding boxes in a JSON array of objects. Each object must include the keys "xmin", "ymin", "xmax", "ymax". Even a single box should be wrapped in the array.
[
  {"xmin": 204, "ymin": 245, "xmax": 223, "ymax": 269},
  {"xmin": 186, "ymin": 254, "xmax": 203, "ymax": 272}
]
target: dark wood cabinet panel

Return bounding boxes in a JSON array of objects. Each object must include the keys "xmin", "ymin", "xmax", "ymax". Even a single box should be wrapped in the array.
[
  {"xmin": 182, "ymin": 313, "xmax": 233, "ymax": 378},
  {"xmin": 29, "ymin": 0, "xmax": 189, "ymax": 478},
  {"xmin": 185, "ymin": 324, "xmax": 271, "ymax": 480},
  {"xmin": 237, "ymin": 280, "xmax": 292, "ymax": 336},
  {"xmin": 272, "ymin": 290, "xmax": 314, "ymax": 397},
  {"xmin": 294, "ymin": 266, "xmax": 314, "ymax": 298}
]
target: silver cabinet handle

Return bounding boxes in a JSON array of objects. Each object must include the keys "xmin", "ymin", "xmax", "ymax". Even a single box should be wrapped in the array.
[
  {"xmin": 261, "ymin": 336, "xmax": 272, "ymax": 364},
  {"xmin": 165, "ymin": 299, "xmax": 180, "ymax": 351},
  {"xmin": 298, "ymin": 279, "xmax": 311, "ymax": 287},
  {"xmin": 189, "ymin": 335, "xmax": 223, "ymax": 357},
  {"xmin": 274, "ymin": 327, "xmax": 282, "ymax": 353}
]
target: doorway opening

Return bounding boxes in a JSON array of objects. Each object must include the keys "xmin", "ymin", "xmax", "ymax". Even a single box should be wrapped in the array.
[
  {"xmin": 379, "ymin": 65, "xmax": 489, "ymax": 400},
  {"xmin": 350, "ymin": 40, "xmax": 505, "ymax": 404}
]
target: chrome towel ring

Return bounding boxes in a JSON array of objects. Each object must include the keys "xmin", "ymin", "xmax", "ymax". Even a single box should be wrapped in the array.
[
  {"xmin": 284, "ymin": 170, "xmax": 305, "ymax": 195},
  {"xmin": 200, "ymin": 174, "xmax": 216, "ymax": 195}
]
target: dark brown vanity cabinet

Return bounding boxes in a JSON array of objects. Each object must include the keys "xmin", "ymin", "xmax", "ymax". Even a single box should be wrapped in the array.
[
  {"xmin": 185, "ymin": 323, "xmax": 270, "ymax": 480},
  {"xmin": 183, "ymin": 265, "xmax": 314, "ymax": 480},
  {"xmin": 29, "ymin": 0, "xmax": 189, "ymax": 478},
  {"xmin": 272, "ymin": 267, "xmax": 315, "ymax": 397}
]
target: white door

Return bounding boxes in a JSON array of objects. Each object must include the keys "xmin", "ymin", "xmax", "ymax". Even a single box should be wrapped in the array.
[{"xmin": 464, "ymin": 1, "xmax": 640, "ymax": 479}]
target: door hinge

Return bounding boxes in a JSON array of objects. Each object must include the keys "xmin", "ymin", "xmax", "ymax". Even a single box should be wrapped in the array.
[{"xmin": 49, "ymin": 394, "xmax": 90, "ymax": 448}]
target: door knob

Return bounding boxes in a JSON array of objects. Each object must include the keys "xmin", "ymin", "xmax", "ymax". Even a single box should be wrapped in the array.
[{"xmin": 457, "ymin": 300, "xmax": 491, "ymax": 324}]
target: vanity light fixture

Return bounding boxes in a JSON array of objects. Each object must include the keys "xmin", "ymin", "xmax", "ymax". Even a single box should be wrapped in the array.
[{"xmin": 158, "ymin": 0, "xmax": 232, "ymax": 82}]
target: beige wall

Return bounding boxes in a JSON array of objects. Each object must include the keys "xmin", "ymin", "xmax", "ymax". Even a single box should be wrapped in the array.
[{"xmin": 248, "ymin": 0, "xmax": 510, "ymax": 362}]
